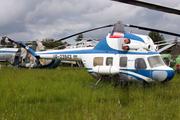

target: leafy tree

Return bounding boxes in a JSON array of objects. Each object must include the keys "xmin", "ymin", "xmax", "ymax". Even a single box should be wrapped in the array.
[
  {"xmin": 148, "ymin": 31, "xmax": 165, "ymax": 43},
  {"xmin": 148, "ymin": 31, "xmax": 166, "ymax": 49},
  {"xmin": 1, "ymin": 37, "xmax": 6, "ymax": 45},
  {"xmin": 6, "ymin": 42, "xmax": 14, "ymax": 48},
  {"xmin": 75, "ymin": 34, "xmax": 84, "ymax": 42},
  {"xmin": 42, "ymin": 38, "xmax": 67, "ymax": 49}
]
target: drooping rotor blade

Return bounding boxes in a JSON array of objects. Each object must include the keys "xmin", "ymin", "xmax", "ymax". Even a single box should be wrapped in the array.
[
  {"xmin": 112, "ymin": 0, "xmax": 180, "ymax": 15},
  {"xmin": 5, "ymin": 37, "xmax": 27, "ymax": 48},
  {"xmin": 154, "ymin": 39, "xmax": 178, "ymax": 44},
  {"xmin": 58, "ymin": 24, "xmax": 114, "ymax": 41},
  {"xmin": 125, "ymin": 24, "xmax": 180, "ymax": 37},
  {"xmin": 157, "ymin": 43, "xmax": 175, "ymax": 53},
  {"xmin": 5, "ymin": 36, "xmax": 19, "ymax": 45},
  {"xmin": 156, "ymin": 42, "xmax": 173, "ymax": 47},
  {"xmin": 154, "ymin": 41, "xmax": 167, "ymax": 44}
]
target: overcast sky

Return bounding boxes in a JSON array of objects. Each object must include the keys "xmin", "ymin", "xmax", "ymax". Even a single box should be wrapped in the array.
[{"xmin": 1, "ymin": 0, "xmax": 180, "ymax": 43}]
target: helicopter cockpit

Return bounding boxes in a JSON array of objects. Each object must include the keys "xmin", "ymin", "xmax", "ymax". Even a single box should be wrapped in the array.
[{"xmin": 148, "ymin": 56, "xmax": 165, "ymax": 68}]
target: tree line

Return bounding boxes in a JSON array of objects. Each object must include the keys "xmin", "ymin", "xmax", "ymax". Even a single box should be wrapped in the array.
[{"xmin": 0, "ymin": 31, "xmax": 166, "ymax": 48}]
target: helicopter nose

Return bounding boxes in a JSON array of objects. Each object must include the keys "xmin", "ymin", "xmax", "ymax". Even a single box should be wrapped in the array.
[
  {"xmin": 166, "ymin": 69, "xmax": 175, "ymax": 81},
  {"xmin": 152, "ymin": 69, "xmax": 174, "ymax": 82}
]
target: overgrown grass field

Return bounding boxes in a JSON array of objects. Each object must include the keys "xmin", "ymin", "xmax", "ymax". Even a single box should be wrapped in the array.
[{"xmin": 0, "ymin": 66, "xmax": 179, "ymax": 119}]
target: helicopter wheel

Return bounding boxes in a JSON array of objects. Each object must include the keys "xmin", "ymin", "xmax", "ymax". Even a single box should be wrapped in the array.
[
  {"xmin": 89, "ymin": 82, "xmax": 96, "ymax": 88},
  {"xmin": 89, "ymin": 76, "xmax": 102, "ymax": 88}
]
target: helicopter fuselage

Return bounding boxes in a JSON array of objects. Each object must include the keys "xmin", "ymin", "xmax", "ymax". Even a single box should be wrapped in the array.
[
  {"xmin": 0, "ymin": 48, "xmax": 18, "ymax": 62},
  {"xmin": 35, "ymin": 32, "xmax": 174, "ymax": 83}
]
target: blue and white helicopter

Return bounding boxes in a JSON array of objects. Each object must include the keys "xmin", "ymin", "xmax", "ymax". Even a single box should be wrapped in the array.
[
  {"xmin": 6, "ymin": 0, "xmax": 180, "ymax": 84},
  {"xmin": 6, "ymin": 20, "xmax": 179, "ymax": 84}
]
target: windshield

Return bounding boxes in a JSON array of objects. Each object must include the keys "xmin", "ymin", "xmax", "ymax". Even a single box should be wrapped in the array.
[{"xmin": 148, "ymin": 56, "xmax": 164, "ymax": 68}]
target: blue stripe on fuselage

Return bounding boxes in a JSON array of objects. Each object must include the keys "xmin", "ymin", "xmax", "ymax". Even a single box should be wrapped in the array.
[
  {"xmin": 86, "ymin": 68, "xmax": 93, "ymax": 70},
  {"xmin": 87, "ymin": 68, "xmax": 173, "ymax": 81},
  {"xmin": 93, "ymin": 37, "xmax": 115, "ymax": 51},
  {"xmin": 120, "ymin": 69, "xmax": 174, "ymax": 81},
  {"xmin": 0, "ymin": 51, "xmax": 16, "ymax": 53},
  {"xmin": 124, "ymin": 33, "xmax": 145, "ymax": 43},
  {"xmin": 121, "ymin": 72, "xmax": 145, "ymax": 81},
  {"xmin": 121, "ymin": 69, "xmax": 151, "ymax": 78},
  {"xmin": 37, "ymin": 49, "xmax": 159, "ymax": 55}
]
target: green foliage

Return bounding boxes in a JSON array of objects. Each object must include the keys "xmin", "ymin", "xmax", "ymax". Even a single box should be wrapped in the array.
[
  {"xmin": 6, "ymin": 42, "xmax": 14, "ymax": 48},
  {"xmin": 75, "ymin": 34, "xmax": 84, "ymax": 42},
  {"xmin": 0, "ymin": 66, "xmax": 179, "ymax": 119},
  {"xmin": 0, "ymin": 37, "xmax": 16, "ymax": 48},
  {"xmin": 148, "ymin": 31, "xmax": 165, "ymax": 43},
  {"xmin": 1, "ymin": 37, "xmax": 6, "ymax": 45},
  {"xmin": 42, "ymin": 38, "xmax": 67, "ymax": 49},
  {"xmin": 148, "ymin": 31, "xmax": 166, "ymax": 49}
]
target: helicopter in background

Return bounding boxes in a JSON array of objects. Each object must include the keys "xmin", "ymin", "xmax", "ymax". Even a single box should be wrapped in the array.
[
  {"xmin": 157, "ymin": 39, "xmax": 180, "ymax": 72},
  {"xmin": 4, "ymin": 38, "xmax": 61, "ymax": 69},
  {"xmin": 63, "ymin": 39, "xmax": 100, "ymax": 49},
  {"xmin": 0, "ymin": 48, "xmax": 18, "ymax": 63},
  {"xmin": 0, "ymin": 42, "xmax": 19, "ymax": 65},
  {"xmin": 5, "ymin": 38, "xmax": 99, "ymax": 68}
]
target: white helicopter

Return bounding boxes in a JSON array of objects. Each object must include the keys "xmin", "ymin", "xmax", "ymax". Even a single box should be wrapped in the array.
[
  {"xmin": 0, "ymin": 42, "xmax": 18, "ymax": 64},
  {"xmin": 0, "ymin": 47, "xmax": 18, "ymax": 62},
  {"xmin": 3, "ymin": 39, "xmax": 61, "ymax": 69},
  {"xmin": 63, "ymin": 39, "xmax": 100, "ymax": 49},
  {"xmin": 6, "ymin": 0, "xmax": 180, "ymax": 84},
  {"xmin": 6, "ymin": 20, "xmax": 178, "ymax": 84}
]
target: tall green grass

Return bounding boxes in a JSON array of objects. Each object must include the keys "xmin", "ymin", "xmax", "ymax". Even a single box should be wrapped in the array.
[{"xmin": 0, "ymin": 66, "xmax": 179, "ymax": 119}]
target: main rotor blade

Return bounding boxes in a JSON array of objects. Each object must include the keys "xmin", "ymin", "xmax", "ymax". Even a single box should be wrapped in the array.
[
  {"xmin": 5, "ymin": 37, "xmax": 18, "ymax": 45},
  {"xmin": 154, "ymin": 39, "xmax": 178, "ymax": 44},
  {"xmin": 112, "ymin": 0, "xmax": 180, "ymax": 15},
  {"xmin": 58, "ymin": 24, "xmax": 114, "ymax": 41},
  {"xmin": 5, "ymin": 37, "xmax": 27, "ymax": 48},
  {"xmin": 125, "ymin": 24, "xmax": 180, "ymax": 37}
]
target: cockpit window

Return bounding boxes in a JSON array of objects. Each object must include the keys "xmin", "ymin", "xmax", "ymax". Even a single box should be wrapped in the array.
[{"xmin": 148, "ymin": 56, "xmax": 164, "ymax": 68}]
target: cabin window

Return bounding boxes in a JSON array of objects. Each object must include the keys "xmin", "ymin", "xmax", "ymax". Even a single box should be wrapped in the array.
[
  {"xmin": 93, "ymin": 57, "xmax": 103, "ymax": 66},
  {"xmin": 148, "ymin": 56, "xmax": 164, "ymax": 68},
  {"xmin": 106, "ymin": 57, "xmax": 113, "ymax": 66},
  {"xmin": 120, "ymin": 57, "xmax": 127, "ymax": 67},
  {"xmin": 135, "ymin": 58, "xmax": 147, "ymax": 70}
]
